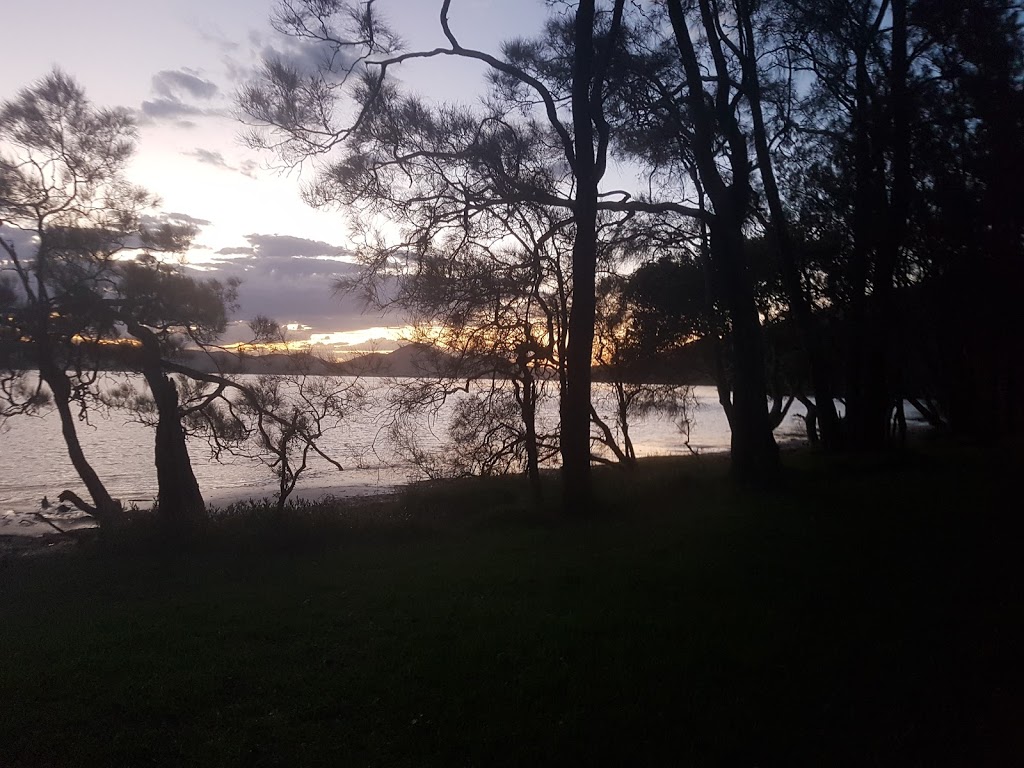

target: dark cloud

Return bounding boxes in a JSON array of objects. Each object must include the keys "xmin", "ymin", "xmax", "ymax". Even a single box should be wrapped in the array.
[
  {"xmin": 245, "ymin": 233, "xmax": 349, "ymax": 260},
  {"xmin": 223, "ymin": 28, "xmax": 353, "ymax": 86},
  {"xmin": 140, "ymin": 98, "xmax": 216, "ymax": 122},
  {"xmin": 184, "ymin": 233, "xmax": 388, "ymax": 333},
  {"xmin": 140, "ymin": 69, "xmax": 223, "ymax": 124},
  {"xmin": 164, "ymin": 211, "xmax": 213, "ymax": 227},
  {"xmin": 188, "ymin": 148, "xmax": 230, "ymax": 167},
  {"xmin": 185, "ymin": 148, "xmax": 258, "ymax": 178},
  {"xmin": 257, "ymin": 38, "xmax": 334, "ymax": 79},
  {"xmin": 0, "ymin": 226, "xmax": 39, "ymax": 259},
  {"xmin": 140, "ymin": 211, "xmax": 212, "ymax": 229},
  {"xmin": 153, "ymin": 69, "xmax": 219, "ymax": 100}
]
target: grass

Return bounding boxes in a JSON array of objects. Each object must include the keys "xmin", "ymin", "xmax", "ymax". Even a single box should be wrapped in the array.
[{"xmin": 1, "ymin": 440, "xmax": 1022, "ymax": 766}]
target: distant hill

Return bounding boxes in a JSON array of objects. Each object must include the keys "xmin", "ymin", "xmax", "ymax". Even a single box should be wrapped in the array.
[
  {"xmin": 174, "ymin": 349, "xmax": 338, "ymax": 376},
  {"xmin": 172, "ymin": 343, "xmax": 457, "ymax": 378},
  {"xmin": 334, "ymin": 342, "xmax": 455, "ymax": 378},
  {"xmin": 5, "ymin": 338, "xmax": 714, "ymax": 384}
]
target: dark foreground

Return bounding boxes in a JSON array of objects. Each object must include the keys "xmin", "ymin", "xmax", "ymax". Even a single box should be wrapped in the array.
[{"xmin": 1, "ymin": 440, "xmax": 1022, "ymax": 766}]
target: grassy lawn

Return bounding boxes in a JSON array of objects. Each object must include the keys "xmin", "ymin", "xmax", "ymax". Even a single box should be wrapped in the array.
[{"xmin": 1, "ymin": 442, "xmax": 1022, "ymax": 766}]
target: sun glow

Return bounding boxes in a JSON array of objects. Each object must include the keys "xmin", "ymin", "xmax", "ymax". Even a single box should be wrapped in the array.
[
  {"xmin": 307, "ymin": 326, "xmax": 410, "ymax": 350},
  {"xmin": 219, "ymin": 325, "xmax": 413, "ymax": 360}
]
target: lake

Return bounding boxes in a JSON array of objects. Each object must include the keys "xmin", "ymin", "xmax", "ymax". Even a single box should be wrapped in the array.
[{"xmin": 0, "ymin": 376, "xmax": 831, "ymax": 520}]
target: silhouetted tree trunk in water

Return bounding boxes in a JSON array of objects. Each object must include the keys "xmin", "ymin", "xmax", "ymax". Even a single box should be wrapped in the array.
[
  {"xmin": 666, "ymin": 0, "xmax": 778, "ymax": 480},
  {"xmin": 126, "ymin": 321, "xmax": 205, "ymax": 527}
]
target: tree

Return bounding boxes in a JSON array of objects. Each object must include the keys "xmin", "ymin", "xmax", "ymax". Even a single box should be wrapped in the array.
[
  {"xmin": 733, "ymin": 0, "xmax": 844, "ymax": 448},
  {"xmin": 591, "ymin": 273, "xmax": 697, "ymax": 465},
  {"xmin": 112, "ymin": 256, "xmax": 239, "ymax": 526},
  {"xmin": 239, "ymin": 0, "xmax": 726, "ymax": 510},
  {"xmin": 234, "ymin": 373, "xmax": 361, "ymax": 515},
  {"xmin": 778, "ymin": 0, "xmax": 1024, "ymax": 445},
  {"xmin": 598, "ymin": 1, "xmax": 789, "ymax": 475},
  {"xmin": 0, "ymin": 70, "xmax": 172, "ymax": 526},
  {"xmin": 352, "ymin": 224, "xmax": 563, "ymax": 499},
  {"xmin": 909, "ymin": 0, "xmax": 1024, "ymax": 436},
  {"xmin": 3, "ymin": 71, "xmax": 367, "ymax": 529},
  {"xmin": 104, "ymin": 306, "xmax": 363, "ymax": 522}
]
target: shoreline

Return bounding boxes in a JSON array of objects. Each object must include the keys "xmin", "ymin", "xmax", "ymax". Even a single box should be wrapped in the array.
[
  {"xmin": 0, "ymin": 434, "xmax": 850, "ymax": 541},
  {"xmin": 1, "ymin": 479, "xmax": 408, "ymax": 540}
]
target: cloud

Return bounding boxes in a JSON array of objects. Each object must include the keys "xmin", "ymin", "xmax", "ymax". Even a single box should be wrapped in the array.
[
  {"xmin": 184, "ymin": 232, "xmax": 390, "ymax": 335},
  {"xmin": 196, "ymin": 24, "xmax": 241, "ymax": 55},
  {"xmin": 0, "ymin": 226, "xmax": 39, "ymax": 259},
  {"xmin": 224, "ymin": 28, "xmax": 354, "ymax": 86},
  {"xmin": 164, "ymin": 211, "xmax": 213, "ymax": 227},
  {"xmin": 152, "ymin": 69, "xmax": 219, "ymax": 100},
  {"xmin": 244, "ymin": 233, "xmax": 349, "ymax": 260},
  {"xmin": 139, "ymin": 68, "xmax": 223, "ymax": 124},
  {"xmin": 256, "ymin": 35, "xmax": 336, "ymax": 78},
  {"xmin": 139, "ymin": 99, "xmax": 201, "ymax": 121},
  {"xmin": 188, "ymin": 148, "xmax": 230, "ymax": 168},
  {"xmin": 185, "ymin": 148, "xmax": 259, "ymax": 179},
  {"xmin": 140, "ymin": 211, "xmax": 212, "ymax": 229}
]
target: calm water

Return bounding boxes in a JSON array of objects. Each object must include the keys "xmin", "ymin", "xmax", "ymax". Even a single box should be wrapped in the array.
[{"xmin": 1, "ymin": 377, "xmax": 817, "ymax": 516}]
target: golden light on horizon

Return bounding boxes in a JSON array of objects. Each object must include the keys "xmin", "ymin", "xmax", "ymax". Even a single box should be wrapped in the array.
[
  {"xmin": 69, "ymin": 335, "xmax": 141, "ymax": 347},
  {"xmin": 220, "ymin": 325, "xmax": 414, "ymax": 359},
  {"xmin": 307, "ymin": 326, "xmax": 410, "ymax": 349}
]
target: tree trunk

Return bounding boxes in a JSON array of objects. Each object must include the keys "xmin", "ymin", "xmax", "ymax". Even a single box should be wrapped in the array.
[
  {"xmin": 667, "ymin": 0, "xmax": 778, "ymax": 482},
  {"xmin": 560, "ymin": 0, "xmax": 599, "ymax": 515},
  {"xmin": 521, "ymin": 376, "xmax": 542, "ymax": 504},
  {"xmin": 741, "ymin": 8, "xmax": 842, "ymax": 448},
  {"xmin": 24, "ymin": 258, "xmax": 120, "ymax": 527},
  {"xmin": 850, "ymin": 0, "xmax": 911, "ymax": 451},
  {"xmin": 844, "ymin": 47, "xmax": 876, "ymax": 449},
  {"xmin": 715, "ymin": 219, "xmax": 780, "ymax": 480},
  {"xmin": 128, "ymin": 322, "xmax": 206, "ymax": 528},
  {"xmin": 38, "ymin": 362, "xmax": 122, "ymax": 528},
  {"xmin": 149, "ymin": 370, "xmax": 206, "ymax": 524},
  {"xmin": 797, "ymin": 395, "xmax": 820, "ymax": 446}
]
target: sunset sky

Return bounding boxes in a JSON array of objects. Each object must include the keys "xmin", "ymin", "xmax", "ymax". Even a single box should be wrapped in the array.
[{"xmin": 1, "ymin": 0, "xmax": 547, "ymax": 355}]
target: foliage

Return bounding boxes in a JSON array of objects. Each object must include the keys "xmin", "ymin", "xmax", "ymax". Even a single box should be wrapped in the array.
[{"xmin": 2, "ymin": 71, "xmax": 357, "ymax": 526}]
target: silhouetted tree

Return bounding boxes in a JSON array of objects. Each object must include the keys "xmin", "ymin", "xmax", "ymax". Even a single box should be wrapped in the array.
[
  {"xmin": 591, "ymin": 274, "xmax": 697, "ymax": 464},
  {"xmin": 112, "ymin": 256, "xmax": 239, "ymax": 526},
  {"xmin": 0, "ymin": 70, "xmax": 173, "ymax": 526},
  {"xmin": 780, "ymin": 0, "xmax": 1024, "ymax": 443},
  {"xmin": 239, "ymin": 0, "xmax": 716, "ymax": 511}
]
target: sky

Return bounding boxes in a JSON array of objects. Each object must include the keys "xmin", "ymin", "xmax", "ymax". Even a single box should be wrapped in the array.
[{"xmin": 1, "ymin": 0, "xmax": 548, "ymax": 356}]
